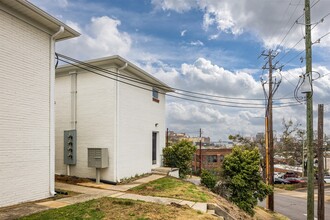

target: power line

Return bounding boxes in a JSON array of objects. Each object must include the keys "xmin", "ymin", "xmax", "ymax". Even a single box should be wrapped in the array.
[
  {"xmin": 57, "ymin": 53, "xmax": 297, "ymax": 101},
  {"xmin": 57, "ymin": 55, "xmax": 302, "ymax": 109},
  {"xmin": 277, "ymin": 10, "xmax": 330, "ymax": 65},
  {"xmin": 275, "ymin": 0, "xmax": 303, "ymax": 50}
]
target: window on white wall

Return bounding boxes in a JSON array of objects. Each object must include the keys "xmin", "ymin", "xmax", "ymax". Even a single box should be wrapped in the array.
[{"xmin": 152, "ymin": 88, "xmax": 159, "ymax": 103}]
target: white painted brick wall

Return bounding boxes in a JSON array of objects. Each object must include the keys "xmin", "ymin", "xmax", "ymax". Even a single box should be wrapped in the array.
[
  {"xmin": 117, "ymin": 73, "xmax": 166, "ymax": 181},
  {"xmin": 55, "ymin": 70, "xmax": 116, "ymax": 181},
  {"xmin": 0, "ymin": 11, "xmax": 51, "ymax": 207},
  {"xmin": 55, "ymin": 65, "xmax": 166, "ymax": 182}
]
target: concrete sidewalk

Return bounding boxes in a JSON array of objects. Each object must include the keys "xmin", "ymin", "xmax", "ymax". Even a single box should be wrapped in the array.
[
  {"xmin": 0, "ymin": 175, "xmax": 208, "ymax": 219},
  {"xmin": 76, "ymin": 174, "xmax": 165, "ymax": 192},
  {"xmin": 275, "ymin": 188, "xmax": 330, "ymax": 201},
  {"xmin": 54, "ymin": 181, "xmax": 208, "ymax": 213}
]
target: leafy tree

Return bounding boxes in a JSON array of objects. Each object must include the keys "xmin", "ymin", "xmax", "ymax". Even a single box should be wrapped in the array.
[
  {"xmin": 219, "ymin": 146, "xmax": 272, "ymax": 216},
  {"xmin": 163, "ymin": 140, "xmax": 196, "ymax": 178},
  {"xmin": 277, "ymin": 119, "xmax": 305, "ymax": 166},
  {"xmin": 228, "ymin": 134, "xmax": 266, "ymax": 181}
]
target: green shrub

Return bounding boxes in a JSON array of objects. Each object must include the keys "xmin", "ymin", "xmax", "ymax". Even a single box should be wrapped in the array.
[
  {"xmin": 163, "ymin": 140, "xmax": 196, "ymax": 178},
  {"xmin": 201, "ymin": 170, "xmax": 217, "ymax": 190}
]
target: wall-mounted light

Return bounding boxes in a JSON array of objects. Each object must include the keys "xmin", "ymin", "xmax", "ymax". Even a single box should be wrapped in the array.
[{"xmin": 155, "ymin": 123, "xmax": 158, "ymax": 127}]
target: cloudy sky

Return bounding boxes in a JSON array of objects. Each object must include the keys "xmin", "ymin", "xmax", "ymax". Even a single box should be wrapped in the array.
[{"xmin": 31, "ymin": 0, "xmax": 330, "ymax": 141}]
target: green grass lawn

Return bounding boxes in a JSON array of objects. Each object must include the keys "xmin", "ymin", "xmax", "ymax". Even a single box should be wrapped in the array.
[
  {"xmin": 128, "ymin": 176, "xmax": 213, "ymax": 202},
  {"xmin": 20, "ymin": 197, "xmax": 217, "ymax": 220}
]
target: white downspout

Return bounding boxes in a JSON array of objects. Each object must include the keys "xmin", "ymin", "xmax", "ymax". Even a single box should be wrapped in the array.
[
  {"xmin": 50, "ymin": 26, "xmax": 64, "ymax": 196},
  {"xmin": 115, "ymin": 62, "xmax": 128, "ymax": 181}
]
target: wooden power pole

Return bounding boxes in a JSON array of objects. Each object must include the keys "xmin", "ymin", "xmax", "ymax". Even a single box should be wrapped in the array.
[
  {"xmin": 304, "ymin": 0, "xmax": 314, "ymax": 219},
  {"xmin": 317, "ymin": 104, "xmax": 324, "ymax": 220},
  {"xmin": 267, "ymin": 50, "xmax": 274, "ymax": 211},
  {"xmin": 261, "ymin": 49, "xmax": 279, "ymax": 211}
]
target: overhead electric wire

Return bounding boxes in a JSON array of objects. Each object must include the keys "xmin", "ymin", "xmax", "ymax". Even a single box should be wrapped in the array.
[
  {"xmin": 278, "ymin": 11, "xmax": 330, "ymax": 64},
  {"xmin": 275, "ymin": 0, "xmax": 303, "ymax": 51},
  {"xmin": 269, "ymin": 0, "xmax": 294, "ymax": 49},
  {"xmin": 314, "ymin": 29, "xmax": 330, "ymax": 42},
  {"xmin": 58, "ymin": 57, "xmax": 266, "ymax": 108},
  {"xmin": 57, "ymin": 53, "xmax": 297, "ymax": 101},
  {"xmin": 57, "ymin": 55, "xmax": 302, "ymax": 109}
]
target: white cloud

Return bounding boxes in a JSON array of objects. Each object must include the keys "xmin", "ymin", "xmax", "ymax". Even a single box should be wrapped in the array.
[
  {"xmin": 58, "ymin": 0, "xmax": 69, "ymax": 8},
  {"xmin": 180, "ymin": 29, "xmax": 187, "ymax": 37},
  {"xmin": 151, "ymin": 0, "xmax": 198, "ymax": 13},
  {"xmin": 152, "ymin": 0, "xmax": 330, "ymax": 49},
  {"xmin": 57, "ymin": 16, "xmax": 132, "ymax": 60},
  {"xmin": 145, "ymin": 56, "xmax": 330, "ymax": 140},
  {"xmin": 208, "ymin": 33, "xmax": 219, "ymax": 40},
  {"xmin": 190, "ymin": 40, "xmax": 204, "ymax": 46}
]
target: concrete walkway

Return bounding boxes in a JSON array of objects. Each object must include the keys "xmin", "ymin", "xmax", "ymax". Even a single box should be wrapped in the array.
[
  {"xmin": 55, "ymin": 181, "xmax": 208, "ymax": 213},
  {"xmin": 0, "ymin": 175, "xmax": 208, "ymax": 219},
  {"xmin": 275, "ymin": 187, "xmax": 330, "ymax": 201},
  {"xmin": 76, "ymin": 174, "xmax": 165, "ymax": 192}
]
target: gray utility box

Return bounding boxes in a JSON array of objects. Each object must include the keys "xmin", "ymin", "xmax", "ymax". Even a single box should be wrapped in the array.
[
  {"xmin": 64, "ymin": 130, "xmax": 77, "ymax": 165},
  {"xmin": 88, "ymin": 148, "xmax": 109, "ymax": 168}
]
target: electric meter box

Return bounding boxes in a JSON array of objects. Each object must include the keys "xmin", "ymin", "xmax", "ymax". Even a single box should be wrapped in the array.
[
  {"xmin": 88, "ymin": 148, "xmax": 109, "ymax": 168},
  {"xmin": 64, "ymin": 130, "xmax": 77, "ymax": 165}
]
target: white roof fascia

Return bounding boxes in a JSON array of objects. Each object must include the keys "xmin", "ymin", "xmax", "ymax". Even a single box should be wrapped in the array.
[
  {"xmin": 0, "ymin": 0, "xmax": 80, "ymax": 41},
  {"xmin": 56, "ymin": 55, "xmax": 174, "ymax": 93}
]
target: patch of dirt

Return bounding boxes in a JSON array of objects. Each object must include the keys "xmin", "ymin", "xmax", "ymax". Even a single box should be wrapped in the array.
[
  {"xmin": 55, "ymin": 174, "xmax": 92, "ymax": 185},
  {"xmin": 254, "ymin": 206, "xmax": 289, "ymax": 220},
  {"xmin": 208, "ymin": 191, "xmax": 253, "ymax": 220}
]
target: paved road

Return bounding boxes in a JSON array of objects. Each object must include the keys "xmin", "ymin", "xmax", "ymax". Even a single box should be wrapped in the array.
[{"xmin": 260, "ymin": 191, "xmax": 330, "ymax": 220}]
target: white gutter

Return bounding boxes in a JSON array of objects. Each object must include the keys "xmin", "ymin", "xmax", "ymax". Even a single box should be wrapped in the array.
[
  {"xmin": 115, "ymin": 63, "xmax": 128, "ymax": 181},
  {"xmin": 49, "ymin": 26, "xmax": 64, "ymax": 196}
]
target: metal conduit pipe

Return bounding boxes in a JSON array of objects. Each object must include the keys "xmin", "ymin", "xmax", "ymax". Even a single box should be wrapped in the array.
[{"xmin": 50, "ymin": 26, "xmax": 64, "ymax": 196}]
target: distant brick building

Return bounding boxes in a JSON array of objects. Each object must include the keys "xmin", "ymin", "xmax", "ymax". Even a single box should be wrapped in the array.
[
  {"xmin": 192, "ymin": 147, "xmax": 232, "ymax": 172},
  {"xmin": 186, "ymin": 137, "xmax": 211, "ymax": 146},
  {"xmin": 167, "ymin": 131, "xmax": 189, "ymax": 145}
]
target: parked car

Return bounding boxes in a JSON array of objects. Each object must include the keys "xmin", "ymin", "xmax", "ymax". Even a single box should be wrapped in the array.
[
  {"xmin": 284, "ymin": 171, "xmax": 298, "ymax": 179},
  {"xmin": 274, "ymin": 172, "xmax": 285, "ymax": 178},
  {"xmin": 274, "ymin": 177, "xmax": 290, "ymax": 184},
  {"xmin": 324, "ymin": 176, "xmax": 330, "ymax": 183},
  {"xmin": 285, "ymin": 177, "xmax": 305, "ymax": 184}
]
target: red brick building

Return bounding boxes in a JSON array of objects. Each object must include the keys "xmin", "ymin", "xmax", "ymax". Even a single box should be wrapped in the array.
[{"xmin": 192, "ymin": 147, "xmax": 232, "ymax": 172}]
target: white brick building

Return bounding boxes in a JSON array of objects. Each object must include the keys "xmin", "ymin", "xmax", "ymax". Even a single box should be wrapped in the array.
[
  {"xmin": 0, "ymin": 0, "xmax": 79, "ymax": 207},
  {"xmin": 55, "ymin": 56, "xmax": 173, "ymax": 183}
]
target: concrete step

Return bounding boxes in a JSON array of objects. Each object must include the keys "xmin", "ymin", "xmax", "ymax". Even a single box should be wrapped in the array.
[{"xmin": 151, "ymin": 167, "xmax": 179, "ymax": 178}]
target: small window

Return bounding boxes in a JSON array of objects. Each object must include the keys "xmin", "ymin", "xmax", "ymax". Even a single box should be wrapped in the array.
[
  {"xmin": 152, "ymin": 88, "xmax": 159, "ymax": 102},
  {"xmin": 207, "ymin": 155, "xmax": 217, "ymax": 163}
]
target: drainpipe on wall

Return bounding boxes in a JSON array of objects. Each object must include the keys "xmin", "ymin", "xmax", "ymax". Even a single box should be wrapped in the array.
[
  {"xmin": 50, "ymin": 26, "xmax": 64, "ymax": 196},
  {"xmin": 115, "ymin": 62, "xmax": 128, "ymax": 181}
]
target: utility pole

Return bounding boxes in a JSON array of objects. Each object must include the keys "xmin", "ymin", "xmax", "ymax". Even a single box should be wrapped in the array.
[
  {"xmin": 267, "ymin": 50, "xmax": 274, "ymax": 212},
  {"xmin": 199, "ymin": 128, "xmax": 202, "ymax": 175},
  {"xmin": 260, "ymin": 49, "xmax": 280, "ymax": 212},
  {"xmin": 265, "ymin": 117, "xmax": 269, "ymax": 184},
  {"xmin": 304, "ymin": 0, "xmax": 314, "ymax": 219},
  {"xmin": 317, "ymin": 104, "xmax": 324, "ymax": 220}
]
